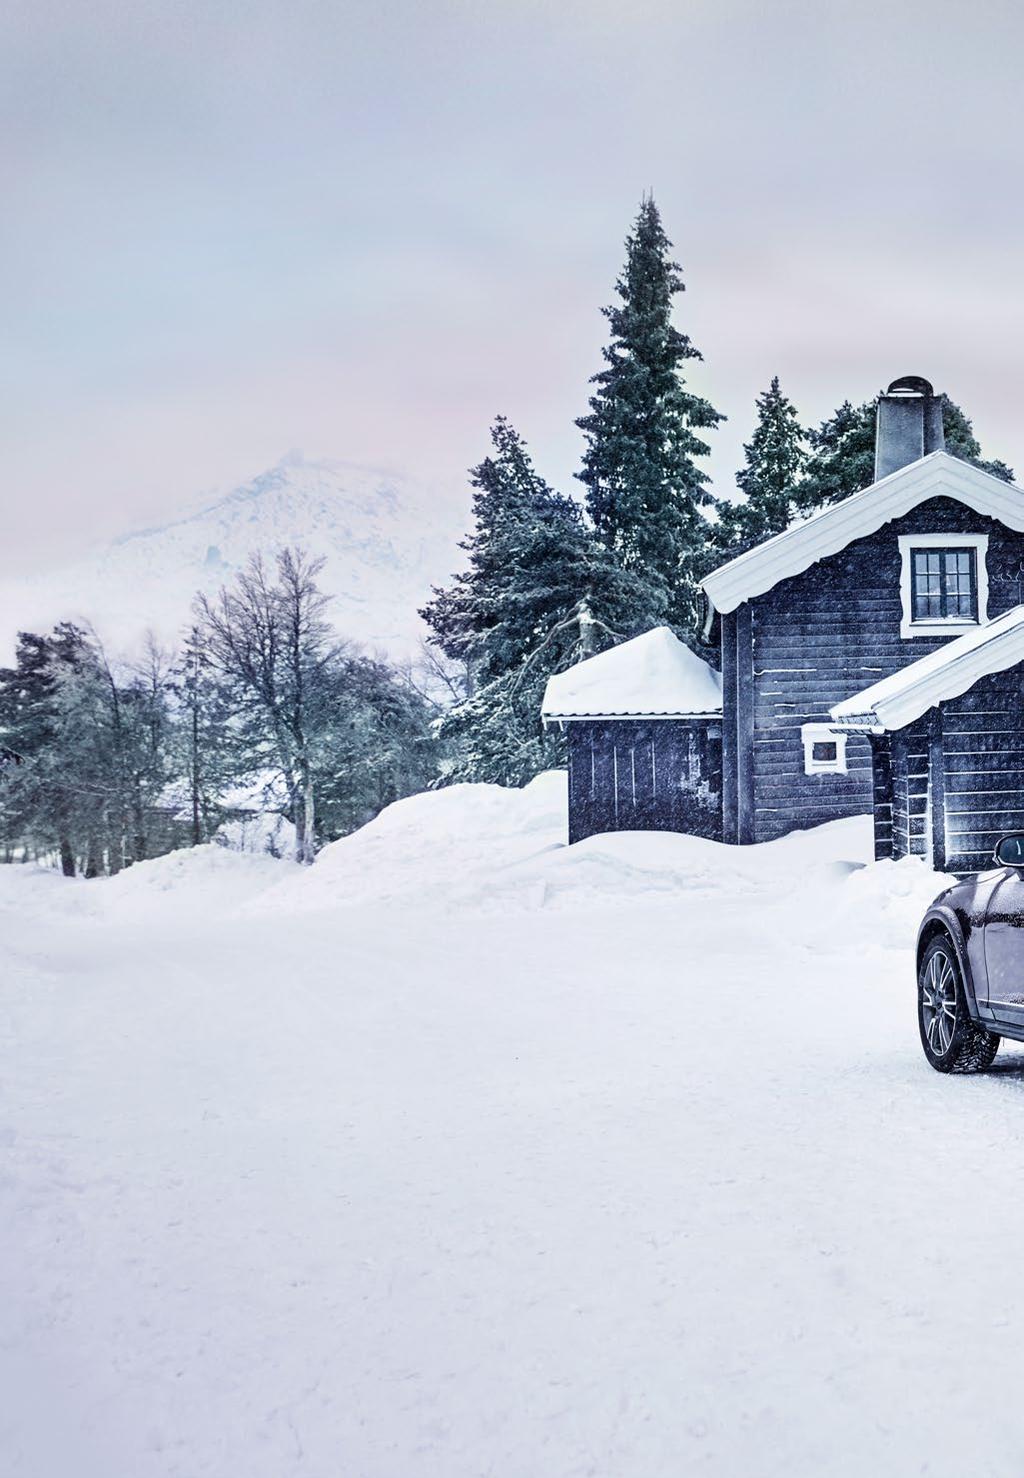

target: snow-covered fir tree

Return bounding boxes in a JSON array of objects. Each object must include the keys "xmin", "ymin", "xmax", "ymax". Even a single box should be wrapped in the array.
[
  {"xmin": 421, "ymin": 417, "xmax": 658, "ymax": 785},
  {"xmin": 0, "ymin": 624, "xmax": 176, "ymax": 875},
  {"xmin": 717, "ymin": 376, "xmax": 806, "ymax": 552},
  {"xmin": 576, "ymin": 196, "xmax": 724, "ymax": 631}
]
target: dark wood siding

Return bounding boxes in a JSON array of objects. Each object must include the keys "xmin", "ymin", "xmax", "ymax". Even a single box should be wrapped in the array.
[
  {"xmin": 939, "ymin": 671, "xmax": 1024, "ymax": 875},
  {"xmin": 741, "ymin": 497, "xmax": 1024, "ymax": 842},
  {"xmin": 720, "ymin": 612, "xmax": 737, "ymax": 844},
  {"xmin": 566, "ymin": 719, "xmax": 722, "ymax": 844},
  {"xmin": 870, "ymin": 735, "xmax": 894, "ymax": 860}
]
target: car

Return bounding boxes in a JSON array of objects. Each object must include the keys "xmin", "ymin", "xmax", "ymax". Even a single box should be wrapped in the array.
[{"xmin": 916, "ymin": 833, "xmax": 1024, "ymax": 1072}]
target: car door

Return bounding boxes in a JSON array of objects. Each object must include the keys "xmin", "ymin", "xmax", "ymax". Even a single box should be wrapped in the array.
[{"xmin": 983, "ymin": 869, "xmax": 1024, "ymax": 1018}]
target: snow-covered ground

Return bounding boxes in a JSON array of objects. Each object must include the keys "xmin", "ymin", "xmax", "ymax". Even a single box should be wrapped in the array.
[{"xmin": 3, "ymin": 774, "xmax": 1023, "ymax": 1477}]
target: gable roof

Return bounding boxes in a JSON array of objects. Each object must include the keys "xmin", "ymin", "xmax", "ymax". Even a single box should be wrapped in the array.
[
  {"xmin": 541, "ymin": 625, "xmax": 723, "ymax": 722},
  {"xmin": 701, "ymin": 451, "xmax": 1024, "ymax": 619},
  {"xmin": 830, "ymin": 604, "xmax": 1024, "ymax": 733}
]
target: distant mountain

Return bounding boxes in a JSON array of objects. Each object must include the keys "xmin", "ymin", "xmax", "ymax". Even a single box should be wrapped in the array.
[{"xmin": 0, "ymin": 455, "xmax": 464, "ymax": 662}]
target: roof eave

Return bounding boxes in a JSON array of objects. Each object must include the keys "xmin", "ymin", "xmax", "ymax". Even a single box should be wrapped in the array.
[
  {"xmin": 701, "ymin": 453, "xmax": 1024, "ymax": 618},
  {"xmin": 541, "ymin": 709, "xmax": 723, "ymax": 723}
]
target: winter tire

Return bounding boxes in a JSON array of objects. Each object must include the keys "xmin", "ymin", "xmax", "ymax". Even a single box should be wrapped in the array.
[{"xmin": 918, "ymin": 935, "xmax": 999, "ymax": 1074}]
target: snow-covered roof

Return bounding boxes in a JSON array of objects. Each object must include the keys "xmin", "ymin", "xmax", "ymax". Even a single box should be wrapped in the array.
[
  {"xmin": 701, "ymin": 451, "xmax": 1024, "ymax": 619},
  {"xmin": 830, "ymin": 605, "xmax": 1024, "ymax": 733},
  {"xmin": 541, "ymin": 626, "xmax": 723, "ymax": 722}
]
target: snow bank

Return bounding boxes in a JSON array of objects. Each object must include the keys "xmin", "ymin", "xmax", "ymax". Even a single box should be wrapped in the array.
[
  {"xmin": 0, "ymin": 773, "xmax": 952, "ymax": 946},
  {"xmin": 252, "ymin": 769, "xmax": 570, "ymax": 915},
  {"xmin": 89, "ymin": 842, "xmax": 291, "ymax": 923},
  {"xmin": 249, "ymin": 768, "xmax": 946, "ymax": 939}
]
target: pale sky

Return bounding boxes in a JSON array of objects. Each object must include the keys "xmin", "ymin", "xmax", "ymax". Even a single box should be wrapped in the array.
[{"xmin": 4, "ymin": 0, "xmax": 1024, "ymax": 575}]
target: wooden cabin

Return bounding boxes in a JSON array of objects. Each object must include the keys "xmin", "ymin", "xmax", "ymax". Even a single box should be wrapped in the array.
[
  {"xmin": 700, "ymin": 377, "xmax": 1024, "ymax": 845},
  {"xmin": 541, "ymin": 627, "xmax": 723, "ymax": 844},
  {"xmin": 830, "ymin": 606, "xmax": 1024, "ymax": 875}
]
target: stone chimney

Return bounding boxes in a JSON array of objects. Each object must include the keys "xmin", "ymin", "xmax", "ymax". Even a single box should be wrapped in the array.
[{"xmin": 874, "ymin": 375, "xmax": 945, "ymax": 482}]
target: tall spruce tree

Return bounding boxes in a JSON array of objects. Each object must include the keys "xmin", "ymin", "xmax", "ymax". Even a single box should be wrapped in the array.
[
  {"xmin": 421, "ymin": 416, "xmax": 658, "ymax": 785},
  {"xmin": 577, "ymin": 196, "xmax": 723, "ymax": 631},
  {"xmin": 717, "ymin": 376, "xmax": 805, "ymax": 552},
  {"xmin": 795, "ymin": 394, "xmax": 1013, "ymax": 516}
]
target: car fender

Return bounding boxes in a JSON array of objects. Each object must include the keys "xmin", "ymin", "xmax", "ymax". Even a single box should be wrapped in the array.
[{"xmin": 917, "ymin": 903, "xmax": 983, "ymax": 1021}]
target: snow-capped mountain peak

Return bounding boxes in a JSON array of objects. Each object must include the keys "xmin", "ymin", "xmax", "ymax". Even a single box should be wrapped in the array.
[{"xmin": 0, "ymin": 456, "xmax": 464, "ymax": 662}]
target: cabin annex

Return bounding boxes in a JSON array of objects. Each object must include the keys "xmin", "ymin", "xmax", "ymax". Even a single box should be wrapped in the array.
[
  {"xmin": 831, "ymin": 606, "xmax": 1024, "ymax": 875},
  {"xmin": 541, "ymin": 626, "xmax": 723, "ymax": 843}
]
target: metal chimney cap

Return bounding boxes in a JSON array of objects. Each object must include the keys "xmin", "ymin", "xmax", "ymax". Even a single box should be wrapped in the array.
[{"xmin": 885, "ymin": 375, "xmax": 934, "ymax": 398}]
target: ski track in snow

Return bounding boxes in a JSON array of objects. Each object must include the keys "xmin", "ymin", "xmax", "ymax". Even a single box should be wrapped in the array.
[{"xmin": 3, "ymin": 772, "xmax": 1024, "ymax": 1477}]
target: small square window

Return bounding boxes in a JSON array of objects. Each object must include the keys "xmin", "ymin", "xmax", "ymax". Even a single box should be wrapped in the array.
[{"xmin": 802, "ymin": 723, "xmax": 848, "ymax": 776}]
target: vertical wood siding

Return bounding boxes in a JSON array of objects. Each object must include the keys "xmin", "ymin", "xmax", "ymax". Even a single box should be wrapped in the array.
[
  {"xmin": 741, "ymin": 497, "xmax": 1024, "ymax": 842},
  {"xmin": 566, "ymin": 720, "xmax": 722, "ymax": 844}
]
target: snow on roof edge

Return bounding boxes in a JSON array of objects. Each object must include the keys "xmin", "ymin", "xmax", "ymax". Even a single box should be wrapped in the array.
[
  {"xmin": 702, "ymin": 453, "xmax": 1024, "ymax": 618},
  {"xmin": 830, "ymin": 604, "xmax": 1024, "ymax": 733}
]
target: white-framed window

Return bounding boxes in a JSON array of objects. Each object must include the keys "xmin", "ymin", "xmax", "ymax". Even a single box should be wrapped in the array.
[
  {"xmin": 898, "ymin": 532, "xmax": 988, "ymax": 639},
  {"xmin": 801, "ymin": 722, "xmax": 848, "ymax": 776}
]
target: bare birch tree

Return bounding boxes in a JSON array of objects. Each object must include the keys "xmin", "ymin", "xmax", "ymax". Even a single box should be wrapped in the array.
[{"xmin": 195, "ymin": 548, "xmax": 336, "ymax": 864}]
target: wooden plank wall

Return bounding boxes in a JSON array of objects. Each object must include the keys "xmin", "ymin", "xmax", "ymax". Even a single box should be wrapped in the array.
[
  {"xmin": 746, "ymin": 498, "xmax": 1024, "ymax": 843},
  {"xmin": 939, "ymin": 670, "xmax": 1024, "ymax": 875},
  {"xmin": 566, "ymin": 720, "xmax": 722, "ymax": 844}
]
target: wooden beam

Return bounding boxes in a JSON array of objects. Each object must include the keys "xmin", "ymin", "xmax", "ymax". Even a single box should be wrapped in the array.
[
  {"xmin": 736, "ymin": 604, "xmax": 755, "ymax": 845},
  {"xmin": 720, "ymin": 611, "xmax": 737, "ymax": 843},
  {"xmin": 929, "ymin": 710, "xmax": 947, "ymax": 873},
  {"xmin": 871, "ymin": 735, "xmax": 894, "ymax": 861}
]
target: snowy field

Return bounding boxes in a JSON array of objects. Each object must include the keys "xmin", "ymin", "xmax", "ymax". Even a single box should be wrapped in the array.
[{"xmin": 4, "ymin": 773, "xmax": 1024, "ymax": 1477}]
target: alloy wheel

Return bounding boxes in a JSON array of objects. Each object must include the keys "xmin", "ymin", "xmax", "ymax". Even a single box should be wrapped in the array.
[{"xmin": 922, "ymin": 948, "xmax": 958, "ymax": 1056}]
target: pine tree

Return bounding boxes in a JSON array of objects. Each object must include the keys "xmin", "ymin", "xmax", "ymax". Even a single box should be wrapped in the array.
[
  {"xmin": 421, "ymin": 417, "xmax": 658, "ymax": 785},
  {"xmin": 0, "ymin": 624, "xmax": 105, "ymax": 873},
  {"xmin": 169, "ymin": 626, "xmax": 239, "ymax": 846},
  {"xmin": 795, "ymin": 394, "xmax": 1013, "ymax": 516},
  {"xmin": 942, "ymin": 401, "xmax": 1015, "ymax": 482},
  {"xmin": 717, "ymin": 377, "xmax": 806, "ymax": 552},
  {"xmin": 576, "ymin": 196, "xmax": 724, "ymax": 630}
]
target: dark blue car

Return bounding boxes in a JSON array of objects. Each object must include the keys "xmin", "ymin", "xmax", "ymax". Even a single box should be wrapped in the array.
[{"xmin": 917, "ymin": 834, "xmax": 1024, "ymax": 1072}]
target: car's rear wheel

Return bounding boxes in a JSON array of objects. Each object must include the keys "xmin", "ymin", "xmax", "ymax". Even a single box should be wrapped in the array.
[{"xmin": 918, "ymin": 935, "xmax": 999, "ymax": 1074}]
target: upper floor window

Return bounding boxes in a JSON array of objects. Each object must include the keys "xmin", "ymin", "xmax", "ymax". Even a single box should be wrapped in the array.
[
  {"xmin": 898, "ymin": 532, "xmax": 988, "ymax": 639},
  {"xmin": 911, "ymin": 547, "xmax": 977, "ymax": 621}
]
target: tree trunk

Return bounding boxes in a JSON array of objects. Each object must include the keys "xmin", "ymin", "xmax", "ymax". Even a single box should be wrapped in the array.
[
  {"xmin": 59, "ymin": 836, "xmax": 75, "ymax": 878},
  {"xmin": 191, "ymin": 703, "xmax": 202, "ymax": 845},
  {"xmin": 301, "ymin": 765, "xmax": 316, "ymax": 865}
]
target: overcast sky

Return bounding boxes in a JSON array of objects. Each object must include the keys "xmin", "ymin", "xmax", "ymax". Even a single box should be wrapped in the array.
[{"xmin": 4, "ymin": 0, "xmax": 1024, "ymax": 574}]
